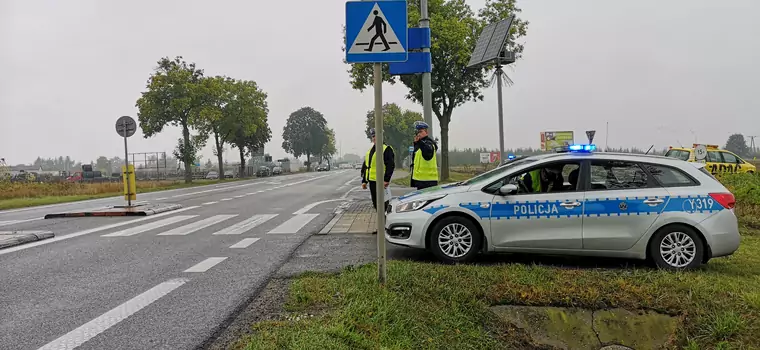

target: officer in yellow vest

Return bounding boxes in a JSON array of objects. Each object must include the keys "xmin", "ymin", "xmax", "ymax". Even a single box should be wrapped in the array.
[
  {"xmin": 411, "ymin": 121, "xmax": 438, "ymax": 190},
  {"xmin": 361, "ymin": 128, "xmax": 396, "ymax": 216}
]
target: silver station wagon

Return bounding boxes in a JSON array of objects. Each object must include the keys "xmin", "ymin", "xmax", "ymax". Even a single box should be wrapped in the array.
[{"xmin": 386, "ymin": 146, "xmax": 740, "ymax": 270}]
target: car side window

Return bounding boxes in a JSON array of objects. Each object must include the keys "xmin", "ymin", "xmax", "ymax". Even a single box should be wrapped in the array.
[
  {"xmin": 644, "ymin": 164, "xmax": 698, "ymax": 187},
  {"xmin": 589, "ymin": 160, "xmax": 650, "ymax": 190},
  {"xmin": 707, "ymin": 151, "xmax": 722, "ymax": 163},
  {"xmin": 721, "ymin": 152, "xmax": 739, "ymax": 164},
  {"xmin": 495, "ymin": 161, "xmax": 582, "ymax": 195}
]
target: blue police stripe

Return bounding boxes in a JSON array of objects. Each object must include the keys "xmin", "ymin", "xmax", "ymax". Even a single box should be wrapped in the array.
[{"xmin": 423, "ymin": 204, "xmax": 449, "ymax": 215}]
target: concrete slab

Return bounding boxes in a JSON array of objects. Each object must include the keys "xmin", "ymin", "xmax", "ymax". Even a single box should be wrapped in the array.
[
  {"xmin": 44, "ymin": 203, "xmax": 183, "ymax": 219},
  {"xmin": 0, "ymin": 231, "xmax": 55, "ymax": 249}
]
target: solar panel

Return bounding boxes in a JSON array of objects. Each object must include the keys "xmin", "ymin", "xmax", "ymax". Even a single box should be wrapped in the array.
[
  {"xmin": 466, "ymin": 15, "xmax": 515, "ymax": 68},
  {"xmin": 466, "ymin": 22, "xmax": 497, "ymax": 68}
]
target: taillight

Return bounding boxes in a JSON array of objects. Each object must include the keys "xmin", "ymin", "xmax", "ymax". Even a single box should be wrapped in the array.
[{"xmin": 709, "ymin": 193, "xmax": 736, "ymax": 209}]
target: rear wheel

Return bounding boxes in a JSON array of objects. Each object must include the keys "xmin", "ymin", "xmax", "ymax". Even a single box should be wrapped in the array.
[
  {"xmin": 429, "ymin": 217, "xmax": 481, "ymax": 264},
  {"xmin": 649, "ymin": 225, "xmax": 704, "ymax": 270}
]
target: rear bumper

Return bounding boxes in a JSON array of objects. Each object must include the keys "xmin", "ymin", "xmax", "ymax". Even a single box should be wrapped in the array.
[{"xmin": 700, "ymin": 210, "xmax": 741, "ymax": 258}]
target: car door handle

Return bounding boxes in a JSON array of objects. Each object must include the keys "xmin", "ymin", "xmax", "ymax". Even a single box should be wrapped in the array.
[
  {"xmin": 643, "ymin": 198, "xmax": 665, "ymax": 205},
  {"xmin": 559, "ymin": 201, "xmax": 582, "ymax": 208}
]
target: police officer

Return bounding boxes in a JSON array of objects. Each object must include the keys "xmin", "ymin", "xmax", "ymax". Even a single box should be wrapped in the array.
[
  {"xmin": 361, "ymin": 128, "xmax": 395, "ymax": 218},
  {"xmin": 411, "ymin": 121, "xmax": 438, "ymax": 189}
]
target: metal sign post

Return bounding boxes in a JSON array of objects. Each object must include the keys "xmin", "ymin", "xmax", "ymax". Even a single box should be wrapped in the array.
[
  {"xmin": 346, "ymin": 0, "xmax": 408, "ymax": 284},
  {"xmin": 116, "ymin": 116, "xmax": 137, "ymax": 207}
]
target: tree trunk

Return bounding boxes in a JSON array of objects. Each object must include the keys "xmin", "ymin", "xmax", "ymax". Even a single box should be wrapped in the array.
[
  {"xmin": 214, "ymin": 132, "xmax": 224, "ymax": 181},
  {"xmin": 306, "ymin": 152, "xmax": 311, "ymax": 171},
  {"xmin": 440, "ymin": 113, "xmax": 451, "ymax": 180},
  {"xmin": 182, "ymin": 123, "xmax": 192, "ymax": 184},
  {"xmin": 238, "ymin": 147, "xmax": 246, "ymax": 178}
]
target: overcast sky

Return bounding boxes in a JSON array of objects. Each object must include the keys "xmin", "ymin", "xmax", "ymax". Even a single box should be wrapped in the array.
[{"xmin": 1, "ymin": 0, "xmax": 758, "ymax": 165}]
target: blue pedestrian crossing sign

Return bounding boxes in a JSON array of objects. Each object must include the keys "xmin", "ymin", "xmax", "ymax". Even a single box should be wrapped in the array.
[{"xmin": 345, "ymin": 1, "xmax": 408, "ymax": 63}]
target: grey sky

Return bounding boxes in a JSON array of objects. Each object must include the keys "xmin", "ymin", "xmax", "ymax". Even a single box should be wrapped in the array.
[{"xmin": 2, "ymin": 0, "xmax": 758, "ymax": 165}]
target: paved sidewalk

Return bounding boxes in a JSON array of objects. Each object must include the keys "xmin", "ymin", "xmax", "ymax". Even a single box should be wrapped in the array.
[{"xmin": 320, "ymin": 186, "xmax": 413, "ymax": 234}]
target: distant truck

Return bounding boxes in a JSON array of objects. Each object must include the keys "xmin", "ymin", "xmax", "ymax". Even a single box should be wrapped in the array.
[{"xmin": 66, "ymin": 165, "xmax": 114, "ymax": 183}]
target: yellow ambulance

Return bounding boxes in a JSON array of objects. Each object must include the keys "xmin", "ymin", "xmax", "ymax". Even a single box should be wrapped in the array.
[{"xmin": 665, "ymin": 144, "xmax": 756, "ymax": 175}]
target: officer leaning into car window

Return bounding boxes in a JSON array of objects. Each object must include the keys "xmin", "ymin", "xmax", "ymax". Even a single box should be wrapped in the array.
[
  {"xmin": 361, "ymin": 128, "xmax": 395, "ymax": 217},
  {"xmin": 410, "ymin": 121, "xmax": 439, "ymax": 190}
]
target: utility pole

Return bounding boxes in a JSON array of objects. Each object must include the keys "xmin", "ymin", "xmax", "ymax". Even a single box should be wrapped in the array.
[
  {"xmin": 420, "ymin": 0, "xmax": 433, "ymax": 139},
  {"xmin": 495, "ymin": 65, "xmax": 505, "ymax": 162},
  {"xmin": 605, "ymin": 122, "xmax": 609, "ymax": 151},
  {"xmin": 749, "ymin": 136, "xmax": 757, "ymax": 154}
]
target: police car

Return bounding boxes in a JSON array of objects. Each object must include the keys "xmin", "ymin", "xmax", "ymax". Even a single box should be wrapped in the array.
[{"xmin": 385, "ymin": 145, "xmax": 740, "ymax": 270}]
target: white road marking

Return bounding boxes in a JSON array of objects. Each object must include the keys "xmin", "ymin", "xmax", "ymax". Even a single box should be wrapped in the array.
[
  {"xmin": 229, "ymin": 237, "xmax": 261, "ymax": 249},
  {"xmin": 343, "ymin": 177, "xmax": 358, "ymax": 187},
  {"xmin": 0, "ymin": 230, "xmax": 53, "ymax": 235},
  {"xmin": 157, "ymin": 215, "xmax": 237, "ymax": 236},
  {"xmin": 318, "ymin": 215, "xmax": 342, "ymax": 234},
  {"xmin": 201, "ymin": 201, "xmax": 218, "ymax": 205},
  {"xmin": 0, "ymin": 206, "xmax": 200, "ymax": 256},
  {"xmin": 246, "ymin": 192, "xmax": 256, "ymax": 195},
  {"xmin": 341, "ymin": 187, "xmax": 358, "ymax": 199},
  {"xmin": 184, "ymin": 257, "xmax": 227, "ymax": 272},
  {"xmin": 220, "ymin": 198, "xmax": 233, "ymax": 201},
  {"xmin": 234, "ymin": 195, "xmax": 245, "ymax": 198},
  {"xmin": 37, "ymin": 278, "xmax": 188, "ymax": 350},
  {"xmin": 212, "ymin": 214, "xmax": 278, "ymax": 235},
  {"xmin": 0, "ymin": 217, "xmax": 44, "ymax": 227},
  {"xmin": 102, "ymin": 215, "xmax": 197, "ymax": 237},
  {"xmin": 293, "ymin": 199, "xmax": 346, "ymax": 215},
  {"xmin": 154, "ymin": 197, "xmax": 168, "ymax": 201},
  {"xmin": 267, "ymin": 214, "xmax": 319, "ymax": 234}
]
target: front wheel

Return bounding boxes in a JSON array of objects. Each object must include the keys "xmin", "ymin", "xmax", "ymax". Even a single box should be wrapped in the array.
[
  {"xmin": 429, "ymin": 217, "xmax": 481, "ymax": 264},
  {"xmin": 649, "ymin": 225, "xmax": 704, "ymax": 270}
]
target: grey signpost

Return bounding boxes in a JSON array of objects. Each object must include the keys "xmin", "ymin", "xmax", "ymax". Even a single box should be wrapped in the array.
[
  {"xmin": 116, "ymin": 116, "xmax": 137, "ymax": 207},
  {"xmin": 466, "ymin": 16, "xmax": 516, "ymax": 162}
]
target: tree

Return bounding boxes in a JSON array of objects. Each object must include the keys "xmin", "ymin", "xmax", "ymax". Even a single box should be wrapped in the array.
[
  {"xmin": 205, "ymin": 159, "xmax": 214, "ymax": 169},
  {"xmin": 342, "ymin": 153, "xmax": 361, "ymax": 162},
  {"xmin": 364, "ymin": 103, "xmax": 421, "ymax": 166},
  {"xmin": 319, "ymin": 128, "xmax": 337, "ymax": 163},
  {"xmin": 281, "ymin": 107, "xmax": 329, "ymax": 170},
  {"xmin": 136, "ymin": 56, "xmax": 207, "ymax": 183},
  {"xmin": 725, "ymin": 134, "xmax": 750, "ymax": 157},
  {"xmin": 346, "ymin": 0, "xmax": 529, "ymax": 179},
  {"xmin": 95, "ymin": 156, "xmax": 110, "ymax": 173}
]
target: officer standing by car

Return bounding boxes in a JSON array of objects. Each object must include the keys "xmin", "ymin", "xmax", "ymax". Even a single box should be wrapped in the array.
[
  {"xmin": 410, "ymin": 121, "xmax": 438, "ymax": 189},
  {"xmin": 361, "ymin": 128, "xmax": 396, "ymax": 221}
]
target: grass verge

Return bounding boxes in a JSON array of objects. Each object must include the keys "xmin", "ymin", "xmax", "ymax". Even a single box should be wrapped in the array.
[
  {"xmin": 234, "ymin": 229, "xmax": 760, "ymax": 349},
  {"xmin": 0, "ymin": 178, "xmax": 246, "ymax": 210}
]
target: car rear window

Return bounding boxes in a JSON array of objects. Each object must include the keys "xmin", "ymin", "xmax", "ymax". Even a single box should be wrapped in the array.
[
  {"xmin": 664, "ymin": 149, "xmax": 690, "ymax": 161},
  {"xmin": 644, "ymin": 164, "xmax": 698, "ymax": 187}
]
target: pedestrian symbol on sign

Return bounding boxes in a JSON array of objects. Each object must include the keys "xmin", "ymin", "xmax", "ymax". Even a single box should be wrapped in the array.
[{"xmin": 348, "ymin": 3, "xmax": 405, "ymax": 54}]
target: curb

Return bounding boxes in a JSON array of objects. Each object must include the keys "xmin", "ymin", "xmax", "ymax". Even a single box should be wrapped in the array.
[
  {"xmin": 44, "ymin": 204, "xmax": 183, "ymax": 219},
  {"xmin": 0, "ymin": 231, "xmax": 55, "ymax": 250}
]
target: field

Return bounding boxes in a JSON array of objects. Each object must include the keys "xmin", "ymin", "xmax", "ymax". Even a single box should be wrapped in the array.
[
  {"xmin": 0, "ymin": 179, "xmax": 242, "ymax": 210},
  {"xmin": 234, "ymin": 173, "xmax": 760, "ymax": 350}
]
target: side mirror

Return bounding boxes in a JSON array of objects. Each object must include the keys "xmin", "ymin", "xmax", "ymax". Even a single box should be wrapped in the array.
[{"xmin": 498, "ymin": 184, "xmax": 518, "ymax": 196}]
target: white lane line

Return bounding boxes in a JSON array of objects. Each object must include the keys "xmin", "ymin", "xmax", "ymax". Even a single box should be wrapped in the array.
[
  {"xmin": 234, "ymin": 195, "xmax": 245, "ymax": 198},
  {"xmin": 220, "ymin": 198, "xmax": 233, "ymax": 201},
  {"xmin": 154, "ymin": 197, "xmax": 168, "ymax": 201},
  {"xmin": 229, "ymin": 237, "xmax": 261, "ymax": 249},
  {"xmin": 102, "ymin": 215, "xmax": 197, "ymax": 237},
  {"xmin": 293, "ymin": 199, "xmax": 346, "ymax": 215},
  {"xmin": 37, "ymin": 278, "xmax": 189, "ymax": 350},
  {"xmin": 212, "ymin": 214, "xmax": 278, "ymax": 235},
  {"xmin": 318, "ymin": 215, "xmax": 342, "ymax": 234},
  {"xmin": 343, "ymin": 177, "xmax": 358, "ymax": 187},
  {"xmin": 267, "ymin": 214, "xmax": 319, "ymax": 234},
  {"xmin": 157, "ymin": 215, "xmax": 238, "ymax": 236},
  {"xmin": 341, "ymin": 187, "xmax": 358, "ymax": 199},
  {"xmin": 0, "ymin": 206, "xmax": 200, "ymax": 256},
  {"xmin": 201, "ymin": 201, "xmax": 218, "ymax": 205},
  {"xmin": 0, "ymin": 217, "xmax": 45, "ymax": 227},
  {"xmin": 246, "ymin": 192, "xmax": 256, "ymax": 195},
  {"xmin": 184, "ymin": 257, "xmax": 227, "ymax": 272}
]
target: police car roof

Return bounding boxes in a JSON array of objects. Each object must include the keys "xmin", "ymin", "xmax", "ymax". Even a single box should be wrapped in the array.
[{"xmin": 541, "ymin": 151, "xmax": 692, "ymax": 166}]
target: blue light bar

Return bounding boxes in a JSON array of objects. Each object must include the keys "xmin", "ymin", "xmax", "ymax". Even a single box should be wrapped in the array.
[
  {"xmin": 507, "ymin": 154, "xmax": 516, "ymax": 159},
  {"xmin": 568, "ymin": 144, "xmax": 596, "ymax": 152}
]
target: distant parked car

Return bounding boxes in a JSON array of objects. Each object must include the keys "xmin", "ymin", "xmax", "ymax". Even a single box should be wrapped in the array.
[
  {"xmin": 224, "ymin": 170, "xmax": 234, "ymax": 179},
  {"xmin": 272, "ymin": 166, "xmax": 282, "ymax": 175},
  {"xmin": 206, "ymin": 171, "xmax": 219, "ymax": 180},
  {"xmin": 316, "ymin": 164, "xmax": 329, "ymax": 172},
  {"xmin": 354, "ymin": 163, "xmax": 363, "ymax": 170},
  {"xmin": 256, "ymin": 166, "xmax": 271, "ymax": 177}
]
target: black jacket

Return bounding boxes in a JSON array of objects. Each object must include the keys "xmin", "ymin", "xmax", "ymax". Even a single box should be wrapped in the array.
[
  {"xmin": 361, "ymin": 144, "xmax": 395, "ymax": 183},
  {"xmin": 413, "ymin": 136, "xmax": 437, "ymax": 162}
]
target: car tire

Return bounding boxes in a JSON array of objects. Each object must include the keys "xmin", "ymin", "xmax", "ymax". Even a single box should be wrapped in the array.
[
  {"xmin": 648, "ymin": 224, "xmax": 704, "ymax": 270},
  {"xmin": 429, "ymin": 216, "xmax": 481, "ymax": 264}
]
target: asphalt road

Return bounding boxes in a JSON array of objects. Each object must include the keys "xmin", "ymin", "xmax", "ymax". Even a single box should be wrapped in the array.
[{"xmin": 0, "ymin": 170, "xmax": 361, "ymax": 350}]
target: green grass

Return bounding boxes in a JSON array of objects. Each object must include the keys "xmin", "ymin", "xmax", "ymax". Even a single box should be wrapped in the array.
[
  {"xmin": 0, "ymin": 178, "xmax": 245, "ymax": 210},
  {"xmin": 234, "ymin": 230, "xmax": 760, "ymax": 349}
]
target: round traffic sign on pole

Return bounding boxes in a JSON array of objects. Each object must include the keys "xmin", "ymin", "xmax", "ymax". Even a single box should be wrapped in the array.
[
  {"xmin": 116, "ymin": 116, "xmax": 137, "ymax": 138},
  {"xmin": 694, "ymin": 144, "xmax": 707, "ymax": 161}
]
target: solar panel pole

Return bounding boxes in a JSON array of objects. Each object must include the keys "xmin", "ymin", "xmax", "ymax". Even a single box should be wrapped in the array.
[
  {"xmin": 496, "ymin": 65, "xmax": 506, "ymax": 163},
  {"xmin": 420, "ymin": 0, "xmax": 434, "ymax": 142}
]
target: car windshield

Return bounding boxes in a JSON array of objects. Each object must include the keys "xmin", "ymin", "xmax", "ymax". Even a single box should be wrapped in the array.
[{"xmin": 461, "ymin": 157, "xmax": 539, "ymax": 186}]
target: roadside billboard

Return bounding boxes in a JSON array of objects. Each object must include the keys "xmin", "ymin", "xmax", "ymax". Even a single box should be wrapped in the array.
[{"xmin": 540, "ymin": 131, "xmax": 574, "ymax": 151}]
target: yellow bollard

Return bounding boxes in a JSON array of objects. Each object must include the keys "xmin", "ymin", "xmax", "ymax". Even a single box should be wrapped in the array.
[{"xmin": 122, "ymin": 164, "xmax": 136, "ymax": 202}]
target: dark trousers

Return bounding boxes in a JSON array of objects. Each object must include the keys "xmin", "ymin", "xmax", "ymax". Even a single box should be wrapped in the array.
[
  {"xmin": 414, "ymin": 180, "xmax": 438, "ymax": 190},
  {"xmin": 368, "ymin": 181, "xmax": 389, "ymax": 212}
]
